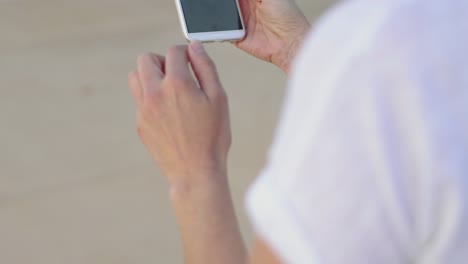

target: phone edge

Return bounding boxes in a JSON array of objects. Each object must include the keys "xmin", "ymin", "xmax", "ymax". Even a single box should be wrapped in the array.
[{"xmin": 174, "ymin": 0, "xmax": 246, "ymax": 43}]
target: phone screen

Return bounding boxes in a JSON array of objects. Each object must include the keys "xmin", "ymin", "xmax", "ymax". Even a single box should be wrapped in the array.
[{"xmin": 180, "ymin": 0, "xmax": 243, "ymax": 33}]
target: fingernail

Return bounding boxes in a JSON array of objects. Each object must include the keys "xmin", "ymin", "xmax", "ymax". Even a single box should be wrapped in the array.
[{"xmin": 191, "ymin": 41, "xmax": 205, "ymax": 54}]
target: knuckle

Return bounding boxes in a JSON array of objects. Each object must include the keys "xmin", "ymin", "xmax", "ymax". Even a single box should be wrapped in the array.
[
  {"xmin": 167, "ymin": 75, "xmax": 193, "ymax": 88},
  {"xmin": 167, "ymin": 45, "xmax": 187, "ymax": 57},
  {"xmin": 141, "ymin": 72, "xmax": 156, "ymax": 85},
  {"xmin": 178, "ymin": 76, "xmax": 194, "ymax": 87},
  {"xmin": 137, "ymin": 53, "xmax": 151, "ymax": 66}
]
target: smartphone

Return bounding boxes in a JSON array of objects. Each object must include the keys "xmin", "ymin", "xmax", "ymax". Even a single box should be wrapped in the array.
[{"xmin": 175, "ymin": 0, "xmax": 246, "ymax": 42}]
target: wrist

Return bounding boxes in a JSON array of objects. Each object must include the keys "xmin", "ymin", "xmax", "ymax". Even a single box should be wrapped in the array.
[
  {"xmin": 167, "ymin": 162, "xmax": 247, "ymax": 264},
  {"xmin": 160, "ymin": 154, "xmax": 227, "ymax": 182},
  {"xmin": 166, "ymin": 163, "xmax": 228, "ymax": 199},
  {"xmin": 275, "ymin": 20, "xmax": 311, "ymax": 74}
]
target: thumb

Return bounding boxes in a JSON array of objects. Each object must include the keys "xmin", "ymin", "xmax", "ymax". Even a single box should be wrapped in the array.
[{"xmin": 188, "ymin": 41, "xmax": 223, "ymax": 99}]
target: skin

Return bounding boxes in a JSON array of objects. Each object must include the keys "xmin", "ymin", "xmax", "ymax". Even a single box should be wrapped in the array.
[
  {"xmin": 128, "ymin": 1, "xmax": 310, "ymax": 263},
  {"xmin": 235, "ymin": 0, "xmax": 311, "ymax": 73}
]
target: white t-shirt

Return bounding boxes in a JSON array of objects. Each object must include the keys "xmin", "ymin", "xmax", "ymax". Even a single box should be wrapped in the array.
[{"xmin": 246, "ymin": 0, "xmax": 468, "ymax": 263}]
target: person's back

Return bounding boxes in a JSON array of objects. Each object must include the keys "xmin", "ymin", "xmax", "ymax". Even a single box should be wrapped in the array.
[{"xmin": 247, "ymin": 0, "xmax": 468, "ymax": 263}]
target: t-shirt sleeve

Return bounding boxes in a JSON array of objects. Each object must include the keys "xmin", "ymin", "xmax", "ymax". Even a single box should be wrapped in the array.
[
  {"xmin": 246, "ymin": 1, "xmax": 468, "ymax": 263},
  {"xmin": 246, "ymin": 14, "xmax": 422, "ymax": 264},
  {"xmin": 246, "ymin": 59, "xmax": 416, "ymax": 264}
]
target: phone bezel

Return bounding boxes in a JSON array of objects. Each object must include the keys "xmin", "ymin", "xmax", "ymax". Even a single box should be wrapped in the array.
[{"xmin": 175, "ymin": 0, "xmax": 246, "ymax": 42}]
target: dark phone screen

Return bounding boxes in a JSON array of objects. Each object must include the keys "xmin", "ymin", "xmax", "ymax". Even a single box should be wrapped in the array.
[{"xmin": 180, "ymin": 0, "xmax": 243, "ymax": 33}]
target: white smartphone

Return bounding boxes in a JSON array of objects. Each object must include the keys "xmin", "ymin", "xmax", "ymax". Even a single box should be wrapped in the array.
[{"xmin": 175, "ymin": 0, "xmax": 246, "ymax": 42}]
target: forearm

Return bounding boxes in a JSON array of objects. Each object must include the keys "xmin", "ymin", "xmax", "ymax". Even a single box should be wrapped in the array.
[
  {"xmin": 130, "ymin": 44, "xmax": 265, "ymax": 263},
  {"xmin": 168, "ymin": 168, "xmax": 247, "ymax": 264}
]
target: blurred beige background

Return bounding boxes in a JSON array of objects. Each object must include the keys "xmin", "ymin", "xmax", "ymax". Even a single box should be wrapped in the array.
[{"xmin": 0, "ymin": 0, "xmax": 335, "ymax": 263}]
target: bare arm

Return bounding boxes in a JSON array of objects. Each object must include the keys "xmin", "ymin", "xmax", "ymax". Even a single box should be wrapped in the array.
[
  {"xmin": 129, "ymin": 43, "xmax": 282, "ymax": 264},
  {"xmin": 170, "ymin": 169, "xmax": 247, "ymax": 264},
  {"xmin": 170, "ymin": 169, "xmax": 283, "ymax": 264}
]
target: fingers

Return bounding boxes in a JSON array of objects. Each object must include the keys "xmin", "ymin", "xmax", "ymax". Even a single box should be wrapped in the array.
[
  {"xmin": 188, "ymin": 41, "xmax": 223, "ymax": 100},
  {"xmin": 151, "ymin": 54, "xmax": 166, "ymax": 74},
  {"xmin": 237, "ymin": 0, "xmax": 250, "ymax": 14},
  {"xmin": 132, "ymin": 45, "xmax": 220, "ymax": 103},
  {"xmin": 137, "ymin": 53, "xmax": 165, "ymax": 96},
  {"xmin": 128, "ymin": 70, "xmax": 143, "ymax": 106},
  {"xmin": 165, "ymin": 45, "xmax": 192, "ymax": 81}
]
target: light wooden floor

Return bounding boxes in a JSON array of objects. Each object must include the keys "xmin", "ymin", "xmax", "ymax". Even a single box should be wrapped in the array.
[{"xmin": 0, "ymin": 0, "xmax": 334, "ymax": 263}]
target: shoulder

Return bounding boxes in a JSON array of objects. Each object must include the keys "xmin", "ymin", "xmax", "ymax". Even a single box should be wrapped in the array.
[
  {"xmin": 270, "ymin": 0, "xmax": 438, "ymax": 166},
  {"xmin": 285, "ymin": 0, "xmax": 467, "ymax": 128},
  {"xmin": 247, "ymin": 1, "xmax": 468, "ymax": 263},
  {"xmin": 293, "ymin": 0, "xmax": 464, "ymax": 81}
]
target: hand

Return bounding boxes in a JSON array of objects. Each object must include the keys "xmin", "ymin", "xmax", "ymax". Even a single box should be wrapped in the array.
[
  {"xmin": 235, "ymin": 0, "xmax": 310, "ymax": 73},
  {"xmin": 128, "ymin": 42, "xmax": 231, "ymax": 184}
]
